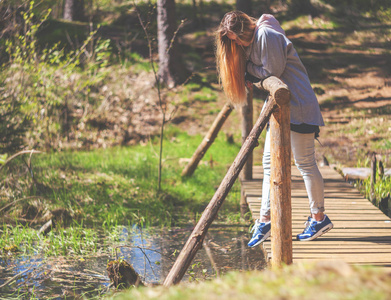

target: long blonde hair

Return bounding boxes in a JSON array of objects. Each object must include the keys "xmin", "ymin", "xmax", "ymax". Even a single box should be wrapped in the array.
[{"xmin": 216, "ymin": 11, "xmax": 257, "ymax": 106}]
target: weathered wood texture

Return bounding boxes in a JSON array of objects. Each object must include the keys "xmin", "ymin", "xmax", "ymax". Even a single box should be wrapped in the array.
[
  {"xmin": 370, "ymin": 152, "xmax": 377, "ymax": 202},
  {"xmin": 240, "ymin": 87, "xmax": 254, "ymax": 218},
  {"xmin": 164, "ymin": 93, "xmax": 278, "ymax": 287},
  {"xmin": 270, "ymin": 87, "xmax": 292, "ymax": 268},
  {"xmin": 240, "ymin": 87, "xmax": 254, "ymax": 181},
  {"xmin": 243, "ymin": 166, "xmax": 391, "ymax": 267},
  {"xmin": 256, "ymin": 76, "xmax": 292, "ymax": 268},
  {"xmin": 181, "ymin": 103, "xmax": 233, "ymax": 177}
]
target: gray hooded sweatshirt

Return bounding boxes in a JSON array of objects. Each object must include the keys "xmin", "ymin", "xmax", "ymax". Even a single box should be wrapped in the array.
[{"xmin": 246, "ymin": 14, "xmax": 324, "ymax": 127}]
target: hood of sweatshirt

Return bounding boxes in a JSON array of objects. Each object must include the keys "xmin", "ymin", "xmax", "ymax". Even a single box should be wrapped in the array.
[{"xmin": 256, "ymin": 14, "xmax": 285, "ymax": 36}]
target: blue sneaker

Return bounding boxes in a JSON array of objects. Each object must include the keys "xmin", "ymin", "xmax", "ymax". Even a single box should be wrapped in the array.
[
  {"xmin": 248, "ymin": 220, "xmax": 271, "ymax": 247},
  {"xmin": 297, "ymin": 215, "xmax": 333, "ymax": 241}
]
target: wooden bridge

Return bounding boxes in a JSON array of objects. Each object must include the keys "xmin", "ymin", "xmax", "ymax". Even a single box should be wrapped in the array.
[{"xmin": 242, "ymin": 165, "xmax": 391, "ymax": 267}]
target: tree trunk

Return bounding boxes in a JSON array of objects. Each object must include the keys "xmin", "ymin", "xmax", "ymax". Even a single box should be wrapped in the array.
[
  {"xmin": 63, "ymin": 0, "xmax": 74, "ymax": 20},
  {"xmin": 157, "ymin": 0, "xmax": 188, "ymax": 87},
  {"xmin": 63, "ymin": 0, "xmax": 85, "ymax": 21}
]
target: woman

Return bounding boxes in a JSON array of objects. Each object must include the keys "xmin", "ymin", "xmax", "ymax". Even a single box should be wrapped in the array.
[{"xmin": 216, "ymin": 11, "xmax": 333, "ymax": 247}]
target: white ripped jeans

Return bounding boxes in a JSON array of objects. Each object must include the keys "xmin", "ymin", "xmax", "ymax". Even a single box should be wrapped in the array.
[{"xmin": 261, "ymin": 129, "xmax": 325, "ymax": 217}]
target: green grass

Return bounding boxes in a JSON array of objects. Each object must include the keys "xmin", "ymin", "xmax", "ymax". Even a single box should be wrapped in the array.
[
  {"xmin": 353, "ymin": 157, "xmax": 391, "ymax": 214},
  {"xmin": 193, "ymin": 87, "xmax": 218, "ymax": 102},
  {"xmin": 124, "ymin": 52, "xmax": 153, "ymax": 73},
  {"xmin": 0, "ymin": 220, "xmax": 155, "ymax": 259},
  {"xmin": 105, "ymin": 261, "xmax": 391, "ymax": 300},
  {"xmin": 0, "ymin": 221, "xmax": 117, "ymax": 257},
  {"xmin": 176, "ymin": 84, "xmax": 218, "ymax": 105},
  {"xmin": 0, "ymin": 127, "xmax": 242, "ymax": 228}
]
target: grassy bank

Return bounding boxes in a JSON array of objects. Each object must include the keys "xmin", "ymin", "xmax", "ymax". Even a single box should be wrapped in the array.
[
  {"xmin": 0, "ymin": 128, "xmax": 245, "ymax": 255},
  {"xmin": 106, "ymin": 261, "xmax": 391, "ymax": 300}
]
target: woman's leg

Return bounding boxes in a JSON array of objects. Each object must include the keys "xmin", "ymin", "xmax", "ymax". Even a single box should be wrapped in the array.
[
  {"xmin": 261, "ymin": 130, "xmax": 325, "ymax": 219},
  {"xmin": 260, "ymin": 129, "xmax": 271, "ymax": 221},
  {"xmin": 291, "ymin": 131, "xmax": 325, "ymax": 217},
  {"xmin": 248, "ymin": 130, "xmax": 272, "ymax": 247},
  {"xmin": 259, "ymin": 130, "xmax": 331, "ymax": 243}
]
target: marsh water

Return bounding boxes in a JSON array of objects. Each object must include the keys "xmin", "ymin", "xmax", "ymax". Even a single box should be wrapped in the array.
[{"xmin": 0, "ymin": 225, "xmax": 266, "ymax": 299}]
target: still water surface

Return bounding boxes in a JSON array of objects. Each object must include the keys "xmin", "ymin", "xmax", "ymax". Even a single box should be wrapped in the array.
[{"xmin": 0, "ymin": 225, "xmax": 266, "ymax": 299}]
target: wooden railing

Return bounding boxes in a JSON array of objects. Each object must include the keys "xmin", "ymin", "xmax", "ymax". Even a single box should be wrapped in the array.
[
  {"xmin": 164, "ymin": 76, "xmax": 291, "ymax": 286},
  {"xmin": 239, "ymin": 87, "xmax": 254, "ymax": 217}
]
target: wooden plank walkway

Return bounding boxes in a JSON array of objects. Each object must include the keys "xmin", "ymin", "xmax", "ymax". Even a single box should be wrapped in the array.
[{"xmin": 242, "ymin": 165, "xmax": 391, "ymax": 267}]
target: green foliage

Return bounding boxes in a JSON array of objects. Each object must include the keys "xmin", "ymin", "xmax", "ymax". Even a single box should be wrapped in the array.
[
  {"xmin": 0, "ymin": 0, "xmax": 114, "ymax": 152},
  {"xmin": 0, "ymin": 91, "xmax": 30, "ymax": 154},
  {"xmin": 377, "ymin": 6, "xmax": 391, "ymax": 23},
  {"xmin": 353, "ymin": 157, "xmax": 391, "ymax": 214},
  {"xmin": 0, "ymin": 221, "xmax": 122, "ymax": 257},
  {"xmin": 356, "ymin": 175, "xmax": 391, "ymax": 211}
]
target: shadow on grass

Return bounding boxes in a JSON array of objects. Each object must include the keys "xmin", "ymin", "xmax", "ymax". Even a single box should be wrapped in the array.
[{"xmin": 320, "ymin": 95, "xmax": 391, "ymax": 112}]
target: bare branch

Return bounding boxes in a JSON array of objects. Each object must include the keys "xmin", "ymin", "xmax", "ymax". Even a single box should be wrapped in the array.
[
  {"xmin": 133, "ymin": 1, "xmax": 166, "ymax": 191},
  {"xmin": 166, "ymin": 19, "xmax": 187, "ymax": 54},
  {"xmin": 114, "ymin": 245, "xmax": 175, "ymax": 262},
  {"xmin": 0, "ymin": 150, "xmax": 42, "ymax": 172}
]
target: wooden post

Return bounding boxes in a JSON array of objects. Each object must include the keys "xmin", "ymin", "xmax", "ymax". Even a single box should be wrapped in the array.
[
  {"xmin": 269, "ymin": 80, "xmax": 292, "ymax": 268},
  {"xmin": 163, "ymin": 76, "xmax": 290, "ymax": 286},
  {"xmin": 181, "ymin": 103, "xmax": 233, "ymax": 177},
  {"xmin": 240, "ymin": 86, "xmax": 254, "ymax": 218},
  {"xmin": 241, "ymin": 86, "xmax": 254, "ymax": 180},
  {"xmin": 379, "ymin": 160, "xmax": 384, "ymax": 179},
  {"xmin": 370, "ymin": 152, "xmax": 377, "ymax": 204}
]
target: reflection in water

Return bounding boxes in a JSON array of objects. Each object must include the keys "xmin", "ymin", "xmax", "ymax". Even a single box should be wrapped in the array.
[{"xmin": 0, "ymin": 225, "xmax": 266, "ymax": 299}]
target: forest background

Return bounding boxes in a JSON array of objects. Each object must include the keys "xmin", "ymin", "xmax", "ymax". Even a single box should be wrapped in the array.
[{"xmin": 0, "ymin": 0, "xmax": 391, "ymax": 298}]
